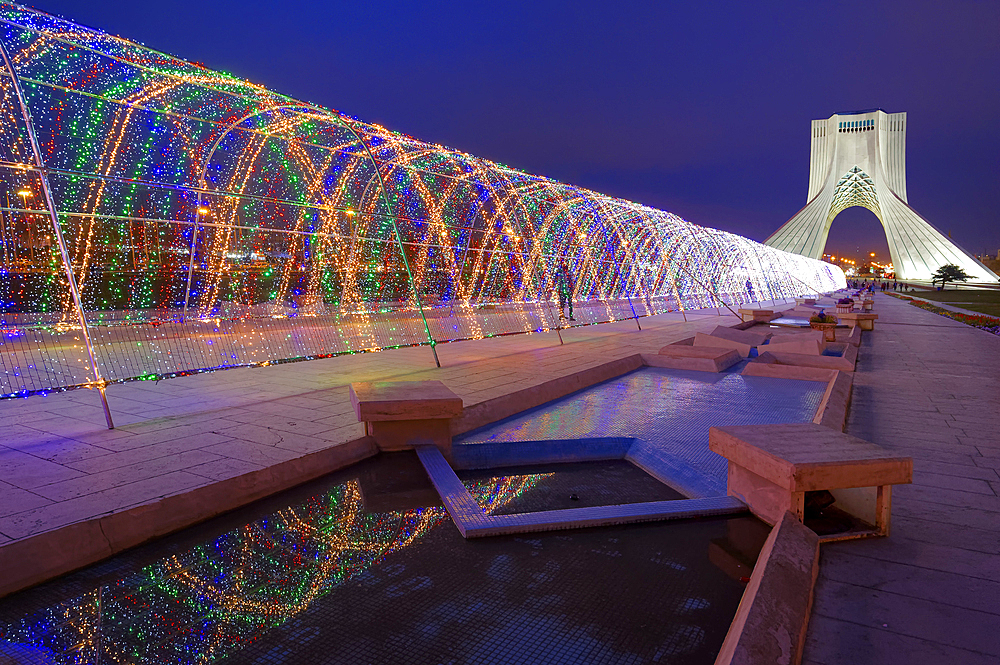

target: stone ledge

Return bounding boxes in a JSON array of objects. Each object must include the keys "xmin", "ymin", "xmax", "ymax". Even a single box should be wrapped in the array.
[
  {"xmin": 694, "ymin": 332, "xmax": 752, "ymax": 358},
  {"xmin": 765, "ymin": 339, "xmax": 824, "ymax": 356},
  {"xmin": 846, "ymin": 326, "xmax": 862, "ymax": 347},
  {"xmin": 709, "ymin": 424, "xmax": 913, "ymax": 494},
  {"xmin": 646, "ymin": 347, "xmax": 741, "ymax": 372},
  {"xmin": 451, "ymin": 354, "xmax": 645, "ymax": 436},
  {"xmin": 838, "ymin": 312, "xmax": 878, "ymax": 330},
  {"xmin": 714, "ymin": 512, "xmax": 820, "ymax": 665},
  {"xmin": 751, "ymin": 348, "xmax": 856, "ymax": 372},
  {"xmin": 738, "ymin": 308, "xmax": 779, "ymax": 323},
  {"xmin": 709, "ymin": 325, "xmax": 772, "ymax": 347},
  {"xmin": 741, "ymin": 362, "xmax": 836, "ymax": 383},
  {"xmin": 0, "ymin": 437, "xmax": 377, "ymax": 599}
]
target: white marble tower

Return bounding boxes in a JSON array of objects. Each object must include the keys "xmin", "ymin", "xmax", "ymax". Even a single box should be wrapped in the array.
[{"xmin": 766, "ymin": 110, "xmax": 998, "ymax": 282}]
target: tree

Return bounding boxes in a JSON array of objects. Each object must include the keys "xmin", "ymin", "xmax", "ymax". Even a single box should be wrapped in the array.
[{"xmin": 931, "ymin": 263, "xmax": 971, "ymax": 289}]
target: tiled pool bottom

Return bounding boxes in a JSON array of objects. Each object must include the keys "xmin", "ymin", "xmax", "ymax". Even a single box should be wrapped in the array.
[
  {"xmin": 0, "ymin": 454, "xmax": 768, "ymax": 665},
  {"xmin": 457, "ymin": 460, "xmax": 685, "ymax": 515},
  {"xmin": 457, "ymin": 366, "xmax": 827, "ymax": 497}
]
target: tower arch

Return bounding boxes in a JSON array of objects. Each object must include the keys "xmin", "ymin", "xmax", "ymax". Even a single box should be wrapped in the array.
[{"xmin": 766, "ymin": 111, "xmax": 998, "ymax": 282}]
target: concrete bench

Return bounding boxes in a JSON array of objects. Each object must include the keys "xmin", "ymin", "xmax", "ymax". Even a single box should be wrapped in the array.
[
  {"xmin": 737, "ymin": 308, "xmax": 775, "ymax": 323},
  {"xmin": 709, "ymin": 423, "xmax": 912, "ymax": 542},
  {"xmin": 838, "ymin": 311, "xmax": 878, "ymax": 330},
  {"xmin": 350, "ymin": 380, "xmax": 463, "ymax": 460}
]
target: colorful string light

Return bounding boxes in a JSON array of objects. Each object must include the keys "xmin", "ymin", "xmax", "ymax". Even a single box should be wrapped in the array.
[
  {"xmin": 0, "ymin": 472, "xmax": 549, "ymax": 664},
  {"xmin": 0, "ymin": 2, "xmax": 845, "ymax": 399}
]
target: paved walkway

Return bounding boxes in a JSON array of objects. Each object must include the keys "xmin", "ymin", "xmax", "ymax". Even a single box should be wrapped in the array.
[
  {"xmin": 803, "ymin": 293, "xmax": 1000, "ymax": 665},
  {"xmin": 0, "ymin": 310, "xmax": 737, "ymax": 550}
]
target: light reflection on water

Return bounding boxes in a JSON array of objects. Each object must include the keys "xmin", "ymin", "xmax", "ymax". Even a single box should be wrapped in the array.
[
  {"xmin": 0, "ymin": 367, "xmax": 818, "ymax": 664},
  {"xmin": 457, "ymin": 367, "xmax": 826, "ymax": 491},
  {"xmin": 0, "ymin": 474, "xmax": 548, "ymax": 665},
  {"xmin": 459, "ymin": 367, "xmax": 825, "ymax": 445}
]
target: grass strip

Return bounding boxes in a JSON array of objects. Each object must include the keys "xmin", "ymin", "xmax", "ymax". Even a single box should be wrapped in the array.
[{"xmin": 887, "ymin": 292, "xmax": 1000, "ymax": 335}]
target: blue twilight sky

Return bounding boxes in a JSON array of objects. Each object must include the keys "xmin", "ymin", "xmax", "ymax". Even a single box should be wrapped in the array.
[{"xmin": 24, "ymin": 0, "xmax": 1000, "ymax": 260}]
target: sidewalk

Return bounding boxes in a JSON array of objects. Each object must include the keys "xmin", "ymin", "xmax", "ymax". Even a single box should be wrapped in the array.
[{"xmin": 803, "ymin": 293, "xmax": 1000, "ymax": 664}]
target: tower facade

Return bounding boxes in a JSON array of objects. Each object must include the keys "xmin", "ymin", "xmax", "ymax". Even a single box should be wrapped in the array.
[{"xmin": 766, "ymin": 110, "xmax": 998, "ymax": 282}]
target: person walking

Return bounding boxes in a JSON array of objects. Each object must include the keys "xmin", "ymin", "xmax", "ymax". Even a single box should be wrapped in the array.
[
  {"xmin": 556, "ymin": 260, "xmax": 575, "ymax": 321},
  {"xmin": 745, "ymin": 278, "xmax": 755, "ymax": 303}
]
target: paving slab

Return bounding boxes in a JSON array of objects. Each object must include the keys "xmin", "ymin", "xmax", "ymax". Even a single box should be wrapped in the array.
[
  {"xmin": 0, "ymin": 309, "xmax": 756, "ymax": 593},
  {"xmin": 802, "ymin": 293, "xmax": 1000, "ymax": 664}
]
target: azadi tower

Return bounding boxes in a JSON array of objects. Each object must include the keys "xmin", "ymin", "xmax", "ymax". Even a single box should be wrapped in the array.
[{"xmin": 766, "ymin": 110, "xmax": 998, "ymax": 282}]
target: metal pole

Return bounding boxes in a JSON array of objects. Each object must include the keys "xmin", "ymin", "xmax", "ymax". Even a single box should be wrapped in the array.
[
  {"xmin": 344, "ymin": 120, "xmax": 440, "ymax": 367},
  {"xmin": 627, "ymin": 294, "xmax": 641, "ymax": 331},
  {"xmin": 181, "ymin": 185, "xmax": 205, "ymax": 322},
  {"xmin": 0, "ymin": 38, "xmax": 113, "ymax": 428},
  {"xmin": 676, "ymin": 260, "xmax": 741, "ymax": 318}
]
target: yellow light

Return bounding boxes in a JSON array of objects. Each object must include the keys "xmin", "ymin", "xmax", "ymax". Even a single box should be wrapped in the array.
[
  {"xmin": 16, "ymin": 189, "xmax": 31, "ymax": 197},
  {"xmin": 345, "ymin": 209, "xmax": 356, "ymax": 216},
  {"xmin": 870, "ymin": 252, "xmax": 876, "ymax": 257},
  {"xmin": 197, "ymin": 206, "xmax": 210, "ymax": 215}
]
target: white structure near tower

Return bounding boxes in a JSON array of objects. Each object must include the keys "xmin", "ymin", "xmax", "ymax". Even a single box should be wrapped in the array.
[{"xmin": 766, "ymin": 110, "xmax": 998, "ymax": 282}]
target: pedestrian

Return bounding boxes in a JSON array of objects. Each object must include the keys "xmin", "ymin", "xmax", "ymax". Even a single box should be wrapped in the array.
[
  {"xmin": 745, "ymin": 278, "xmax": 755, "ymax": 303},
  {"xmin": 556, "ymin": 260, "xmax": 575, "ymax": 321}
]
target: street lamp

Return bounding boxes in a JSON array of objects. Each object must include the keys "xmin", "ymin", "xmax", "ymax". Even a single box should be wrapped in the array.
[
  {"xmin": 17, "ymin": 189, "xmax": 33, "ymax": 264},
  {"xmin": 183, "ymin": 205, "xmax": 211, "ymax": 320}
]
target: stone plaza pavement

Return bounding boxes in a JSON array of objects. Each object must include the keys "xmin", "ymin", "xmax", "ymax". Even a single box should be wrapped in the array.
[
  {"xmin": 0, "ymin": 310, "xmax": 732, "ymax": 550},
  {"xmin": 2, "ymin": 295, "xmax": 998, "ymax": 664},
  {"xmin": 803, "ymin": 293, "xmax": 1000, "ymax": 665}
]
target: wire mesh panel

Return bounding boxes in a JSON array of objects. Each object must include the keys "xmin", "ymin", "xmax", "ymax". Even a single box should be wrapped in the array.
[{"xmin": 0, "ymin": 2, "xmax": 846, "ymax": 400}]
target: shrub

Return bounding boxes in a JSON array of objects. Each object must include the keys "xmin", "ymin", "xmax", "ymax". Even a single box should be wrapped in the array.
[{"xmin": 810, "ymin": 312, "xmax": 838, "ymax": 324}]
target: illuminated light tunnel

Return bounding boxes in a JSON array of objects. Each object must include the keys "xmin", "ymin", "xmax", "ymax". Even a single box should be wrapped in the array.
[{"xmin": 0, "ymin": 2, "xmax": 845, "ymax": 401}]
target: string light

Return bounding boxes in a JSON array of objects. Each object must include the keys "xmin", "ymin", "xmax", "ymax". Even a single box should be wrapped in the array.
[
  {"xmin": 0, "ymin": 2, "xmax": 845, "ymax": 399},
  {"xmin": 0, "ymin": 472, "xmax": 551, "ymax": 663}
]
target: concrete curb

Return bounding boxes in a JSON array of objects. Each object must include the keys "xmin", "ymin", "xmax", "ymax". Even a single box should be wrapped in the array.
[
  {"xmin": 815, "ymin": 370, "xmax": 853, "ymax": 432},
  {"xmin": 714, "ymin": 512, "xmax": 820, "ymax": 665},
  {"xmin": 0, "ymin": 436, "xmax": 377, "ymax": 598}
]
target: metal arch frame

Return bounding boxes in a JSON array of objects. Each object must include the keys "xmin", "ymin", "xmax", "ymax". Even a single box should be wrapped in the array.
[
  {"xmin": 0, "ymin": 35, "xmax": 114, "ymax": 428},
  {"xmin": 184, "ymin": 104, "xmax": 442, "ymax": 366},
  {"xmin": 182, "ymin": 103, "xmax": 315, "ymax": 321},
  {"xmin": 567, "ymin": 186, "xmax": 642, "ymax": 330}
]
